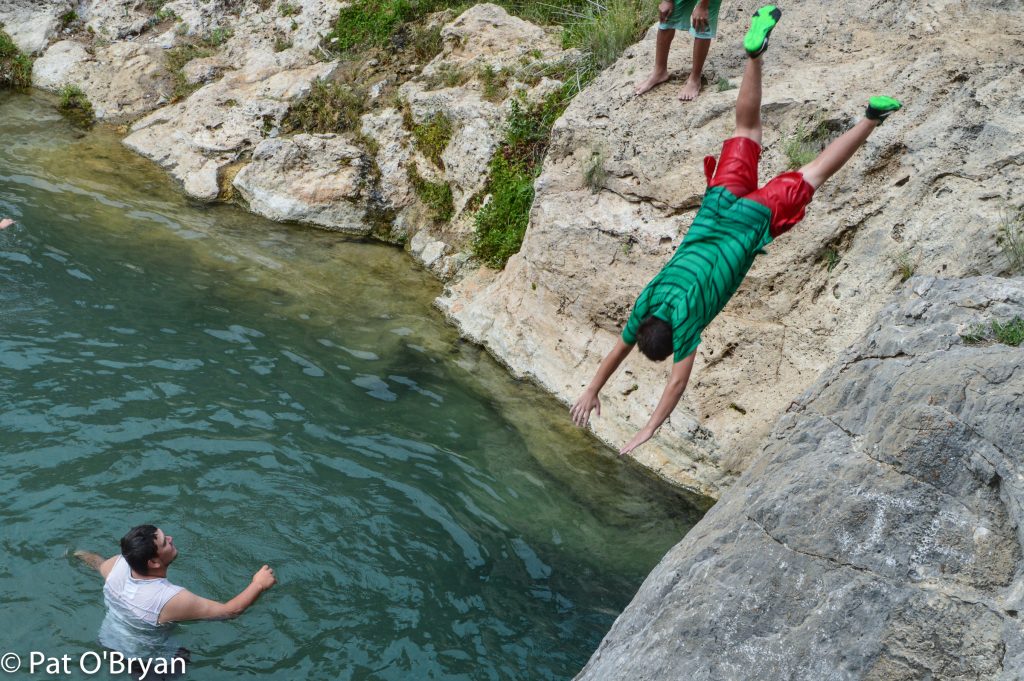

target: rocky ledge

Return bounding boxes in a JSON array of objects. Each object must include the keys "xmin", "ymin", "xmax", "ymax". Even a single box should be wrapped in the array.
[{"xmin": 576, "ymin": 275, "xmax": 1024, "ymax": 680}]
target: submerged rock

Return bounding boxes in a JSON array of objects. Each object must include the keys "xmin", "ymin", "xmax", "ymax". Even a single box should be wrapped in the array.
[{"xmin": 576, "ymin": 275, "xmax": 1024, "ymax": 680}]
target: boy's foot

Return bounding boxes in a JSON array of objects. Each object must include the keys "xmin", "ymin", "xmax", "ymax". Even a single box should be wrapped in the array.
[
  {"xmin": 865, "ymin": 96, "xmax": 902, "ymax": 124},
  {"xmin": 678, "ymin": 74, "xmax": 702, "ymax": 101},
  {"xmin": 744, "ymin": 5, "xmax": 782, "ymax": 58},
  {"xmin": 635, "ymin": 70, "xmax": 671, "ymax": 95}
]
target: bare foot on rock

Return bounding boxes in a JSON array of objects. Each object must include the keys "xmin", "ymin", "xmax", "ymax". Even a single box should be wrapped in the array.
[
  {"xmin": 678, "ymin": 75, "xmax": 702, "ymax": 101},
  {"xmin": 635, "ymin": 70, "xmax": 670, "ymax": 96}
]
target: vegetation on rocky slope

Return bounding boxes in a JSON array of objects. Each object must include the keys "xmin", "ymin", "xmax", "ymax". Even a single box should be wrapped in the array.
[{"xmin": 0, "ymin": 28, "xmax": 32, "ymax": 88}]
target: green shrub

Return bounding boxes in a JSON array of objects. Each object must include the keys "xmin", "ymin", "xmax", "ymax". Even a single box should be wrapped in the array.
[
  {"xmin": 423, "ymin": 62, "xmax": 470, "ymax": 90},
  {"xmin": 0, "ymin": 29, "xmax": 33, "ymax": 88},
  {"xmin": 823, "ymin": 248, "xmax": 840, "ymax": 272},
  {"xmin": 324, "ymin": 0, "xmax": 452, "ymax": 54},
  {"xmin": 480, "ymin": 64, "xmax": 508, "ymax": 103},
  {"xmin": 411, "ymin": 23, "xmax": 443, "ymax": 62},
  {"xmin": 284, "ymin": 80, "xmax": 365, "ymax": 133},
  {"xmin": 997, "ymin": 207, "xmax": 1024, "ymax": 274},
  {"xmin": 57, "ymin": 84, "xmax": 95, "ymax": 127},
  {"xmin": 58, "ymin": 10, "xmax": 78, "ymax": 31},
  {"xmin": 274, "ymin": 35, "xmax": 293, "ymax": 52},
  {"xmin": 279, "ymin": 1, "xmax": 301, "ymax": 16},
  {"xmin": 889, "ymin": 248, "xmax": 918, "ymax": 282},
  {"xmin": 411, "ymin": 112, "xmax": 453, "ymax": 167},
  {"xmin": 473, "ymin": 84, "xmax": 578, "ymax": 268},
  {"xmin": 715, "ymin": 76, "xmax": 735, "ymax": 92},
  {"xmin": 200, "ymin": 27, "xmax": 233, "ymax": 47},
  {"xmin": 408, "ymin": 162, "xmax": 454, "ymax": 222},
  {"xmin": 561, "ymin": 0, "xmax": 655, "ymax": 73},
  {"xmin": 962, "ymin": 316, "xmax": 1024, "ymax": 347}
]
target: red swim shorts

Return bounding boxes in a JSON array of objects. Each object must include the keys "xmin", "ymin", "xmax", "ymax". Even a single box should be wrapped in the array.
[{"xmin": 703, "ymin": 136, "xmax": 816, "ymax": 238}]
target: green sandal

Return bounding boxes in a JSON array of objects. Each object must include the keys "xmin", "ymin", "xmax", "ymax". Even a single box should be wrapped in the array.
[
  {"xmin": 865, "ymin": 96, "xmax": 902, "ymax": 124},
  {"xmin": 744, "ymin": 5, "xmax": 782, "ymax": 58}
]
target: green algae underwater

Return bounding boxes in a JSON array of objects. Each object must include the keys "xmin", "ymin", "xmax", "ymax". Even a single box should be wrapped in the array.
[{"xmin": 0, "ymin": 92, "xmax": 703, "ymax": 680}]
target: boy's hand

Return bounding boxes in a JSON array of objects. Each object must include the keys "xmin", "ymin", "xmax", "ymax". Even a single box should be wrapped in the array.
[
  {"xmin": 619, "ymin": 428, "xmax": 654, "ymax": 455},
  {"xmin": 251, "ymin": 565, "xmax": 276, "ymax": 591},
  {"xmin": 690, "ymin": 2, "xmax": 710, "ymax": 33},
  {"xmin": 0, "ymin": 218, "xmax": 14, "ymax": 229},
  {"xmin": 570, "ymin": 390, "xmax": 601, "ymax": 427},
  {"xmin": 658, "ymin": 0, "xmax": 674, "ymax": 23}
]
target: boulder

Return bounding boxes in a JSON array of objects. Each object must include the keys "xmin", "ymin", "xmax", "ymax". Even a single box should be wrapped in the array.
[
  {"xmin": 233, "ymin": 133, "xmax": 368, "ymax": 232},
  {"xmin": 576, "ymin": 275, "xmax": 1024, "ymax": 680},
  {"xmin": 0, "ymin": 0, "xmax": 71, "ymax": 54}
]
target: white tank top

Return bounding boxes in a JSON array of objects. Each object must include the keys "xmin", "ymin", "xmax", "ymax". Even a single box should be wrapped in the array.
[{"xmin": 98, "ymin": 556, "xmax": 185, "ymax": 657}]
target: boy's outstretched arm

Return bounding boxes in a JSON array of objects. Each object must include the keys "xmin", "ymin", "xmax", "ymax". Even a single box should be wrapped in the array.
[
  {"xmin": 571, "ymin": 338, "xmax": 635, "ymax": 427},
  {"xmin": 619, "ymin": 352, "xmax": 696, "ymax": 455}
]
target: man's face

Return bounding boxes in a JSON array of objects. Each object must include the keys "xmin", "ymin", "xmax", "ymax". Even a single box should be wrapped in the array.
[{"xmin": 152, "ymin": 528, "xmax": 178, "ymax": 569}]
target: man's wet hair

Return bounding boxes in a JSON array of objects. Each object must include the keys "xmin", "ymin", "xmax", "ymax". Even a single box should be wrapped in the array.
[
  {"xmin": 636, "ymin": 316, "xmax": 673, "ymax": 361},
  {"xmin": 121, "ymin": 525, "xmax": 159, "ymax": 575}
]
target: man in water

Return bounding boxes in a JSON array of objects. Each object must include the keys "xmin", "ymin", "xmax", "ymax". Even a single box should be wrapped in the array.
[
  {"xmin": 635, "ymin": 0, "xmax": 721, "ymax": 101},
  {"xmin": 572, "ymin": 5, "xmax": 901, "ymax": 454},
  {"xmin": 75, "ymin": 525, "xmax": 277, "ymax": 670}
]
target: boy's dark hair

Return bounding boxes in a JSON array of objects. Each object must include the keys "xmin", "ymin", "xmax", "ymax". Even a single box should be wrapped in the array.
[
  {"xmin": 636, "ymin": 316, "xmax": 673, "ymax": 361},
  {"xmin": 121, "ymin": 525, "xmax": 159, "ymax": 575}
]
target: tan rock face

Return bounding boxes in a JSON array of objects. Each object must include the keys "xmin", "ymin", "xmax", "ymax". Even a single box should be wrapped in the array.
[
  {"xmin": 233, "ymin": 134, "xmax": 368, "ymax": 232},
  {"xmin": 32, "ymin": 40, "xmax": 171, "ymax": 122},
  {"xmin": 440, "ymin": 1, "xmax": 1024, "ymax": 497},
  {"xmin": 0, "ymin": 0, "xmax": 70, "ymax": 54}
]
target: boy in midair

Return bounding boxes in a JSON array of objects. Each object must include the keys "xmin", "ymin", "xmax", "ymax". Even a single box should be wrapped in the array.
[
  {"xmin": 635, "ymin": 0, "xmax": 721, "ymax": 100},
  {"xmin": 573, "ymin": 6, "xmax": 902, "ymax": 453}
]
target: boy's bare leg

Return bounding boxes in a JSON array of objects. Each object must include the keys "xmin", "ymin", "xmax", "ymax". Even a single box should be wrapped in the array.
[
  {"xmin": 799, "ymin": 118, "xmax": 878, "ymax": 189},
  {"xmin": 733, "ymin": 55, "xmax": 763, "ymax": 144},
  {"xmin": 679, "ymin": 37, "xmax": 710, "ymax": 101},
  {"xmin": 635, "ymin": 29, "xmax": 675, "ymax": 95}
]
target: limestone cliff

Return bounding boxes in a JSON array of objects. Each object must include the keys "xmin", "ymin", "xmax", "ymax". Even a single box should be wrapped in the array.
[
  {"xmin": 438, "ymin": 0, "xmax": 1024, "ymax": 497},
  {"xmin": 574, "ymin": 275, "xmax": 1024, "ymax": 679}
]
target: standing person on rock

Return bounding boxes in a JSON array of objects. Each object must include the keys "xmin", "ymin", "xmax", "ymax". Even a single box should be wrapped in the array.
[
  {"xmin": 573, "ymin": 5, "xmax": 902, "ymax": 454},
  {"xmin": 634, "ymin": 0, "xmax": 721, "ymax": 100}
]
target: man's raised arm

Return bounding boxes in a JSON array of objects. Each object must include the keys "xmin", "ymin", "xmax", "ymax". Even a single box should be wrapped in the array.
[
  {"xmin": 619, "ymin": 352, "xmax": 696, "ymax": 455},
  {"xmin": 157, "ymin": 565, "xmax": 276, "ymax": 624},
  {"xmin": 571, "ymin": 337, "xmax": 635, "ymax": 427}
]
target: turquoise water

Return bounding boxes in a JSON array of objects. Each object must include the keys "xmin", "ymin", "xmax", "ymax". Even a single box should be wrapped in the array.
[{"xmin": 0, "ymin": 93, "xmax": 702, "ymax": 680}]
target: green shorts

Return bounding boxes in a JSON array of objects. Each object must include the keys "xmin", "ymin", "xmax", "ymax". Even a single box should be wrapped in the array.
[{"xmin": 658, "ymin": 0, "xmax": 722, "ymax": 39}]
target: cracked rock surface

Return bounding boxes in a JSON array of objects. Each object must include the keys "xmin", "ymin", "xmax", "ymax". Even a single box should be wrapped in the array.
[{"xmin": 575, "ymin": 275, "xmax": 1024, "ymax": 681}]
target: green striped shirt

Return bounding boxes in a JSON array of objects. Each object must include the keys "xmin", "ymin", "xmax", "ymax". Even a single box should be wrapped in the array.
[{"xmin": 623, "ymin": 186, "xmax": 773, "ymax": 361}]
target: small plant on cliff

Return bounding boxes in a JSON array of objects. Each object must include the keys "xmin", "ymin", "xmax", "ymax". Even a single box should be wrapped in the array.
[
  {"xmin": 410, "ymin": 112, "xmax": 453, "ymax": 168},
  {"xmin": 962, "ymin": 316, "xmax": 1024, "ymax": 347},
  {"xmin": 0, "ymin": 28, "xmax": 32, "ymax": 89},
  {"xmin": 583, "ymin": 147, "xmax": 607, "ymax": 193},
  {"xmin": 783, "ymin": 119, "xmax": 831, "ymax": 170},
  {"xmin": 822, "ymin": 247, "xmax": 840, "ymax": 272},
  {"xmin": 997, "ymin": 207, "xmax": 1024, "ymax": 274},
  {"xmin": 480, "ymin": 64, "xmax": 509, "ymax": 103},
  {"xmin": 473, "ymin": 84, "xmax": 576, "ymax": 268},
  {"xmin": 408, "ymin": 162, "xmax": 455, "ymax": 223},
  {"xmin": 165, "ymin": 43, "xmax": 213, "ymax": 101},
  {"xmin": 279, "ymin": 1, "xmax": 301, "ymax": 17},
  {"xmin": 284, "ymin": 80, "xmax": 365, "ymax": 133},
  {"xmin": 57, "ymin": 84, "xmax": 95, "ymax": 127},
  {"xmin": 888, "ymin": 248, "xmax": 918, "ymax": 282},
  {"xmin": 411, "ymin": 23, "xmax": 443, "ymax": 62},
  {"xmin": 716, "ymin": 76, "xmax": 735, "ymax": 92}
]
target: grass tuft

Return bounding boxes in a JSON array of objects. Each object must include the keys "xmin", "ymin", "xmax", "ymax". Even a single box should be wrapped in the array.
[
  {"xmin": 715, "ymin": 76, "xmax": 735, "ymax": 92},
  {"xmin": 57, "ymin": 84, "xmax": 95, "ymax": 127},
  {"xmin": 408, "ymin": 162, "xmax": 454, "ymax": 222},
  {"xmin": 284, "ymin": 80, "xmax": 366, "ymax": 133},
  {"xmin": 165, "ymin": 43, "xmax": 213, "ymax": 101},
  {"xmin": 996, "ymin": 207, "xmax": 1024, "ymax": 274},
  {"xmin": 823, "ymin": 248, "xmax": 840, "ymax": 272},
  {"xmin": 410, "ymin": 112, "xmax": 453, "ymax": 168},
  {"xmin": 783, "ymin": 120, "xmax": 831, "ymax": 170},
  {"xmin": 480, "ymin": 64, "xmax": 508, "ymax": 103},
  {"xmin": 0, "ymin": 28, "xmax": 33, "ymax": 89},
  {"xmin": 889, "ymin": 248, "xmax": 918, "ymax": 282},
  {"xmin": 962, "ymin": 316, "xmax": 1024, "ymax": 347},
  {"xmin": 561, "ymin": 0, "xmax": 655, "ymax": 73}
]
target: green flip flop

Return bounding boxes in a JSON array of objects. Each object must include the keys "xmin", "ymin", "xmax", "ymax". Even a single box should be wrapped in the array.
[{"xmin": 744, "ymin": 5, "xmax": 782, "ymax": 58}]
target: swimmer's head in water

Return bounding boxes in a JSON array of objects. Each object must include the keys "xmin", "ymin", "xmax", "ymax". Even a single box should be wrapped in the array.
[{"xmin": 120, "ymin": 524, "xmax": 177, "ymax": 575}]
